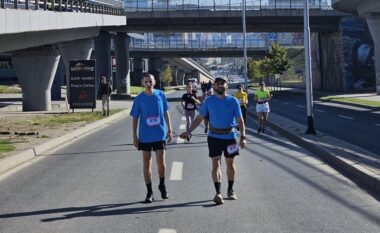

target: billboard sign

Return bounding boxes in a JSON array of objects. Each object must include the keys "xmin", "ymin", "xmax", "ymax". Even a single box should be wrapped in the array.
[{"xmin": 69, "ymin": 60, "xmax": 96, "ymax": 109}]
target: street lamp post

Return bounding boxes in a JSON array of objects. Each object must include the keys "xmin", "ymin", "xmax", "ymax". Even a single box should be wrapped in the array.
[
  {"xmin": 304, "ymin": 0, "xmax": 317, "ymax": 134},
  {"xmin": 242, "ymin": 0, "xmax": 248, "ymax": 90}
]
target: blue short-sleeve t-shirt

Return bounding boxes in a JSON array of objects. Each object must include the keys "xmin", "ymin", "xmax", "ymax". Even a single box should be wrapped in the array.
[
  {"xmin": 130, "ymin": 90, "xmax": 169, "ymax": 143},
  {"xmin": 200, "ymin": 95, "xmax": 242, "ymax": 139}
]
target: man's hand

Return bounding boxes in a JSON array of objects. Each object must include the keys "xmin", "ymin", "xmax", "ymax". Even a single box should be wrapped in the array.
[
  {"xmin": 180, "ymin": 131, "xmax": 190, "ymax": 139},
  {"xmin": 133, "ymin": 136, "xmax": 139, "ymax": 149},
  {"xmin": 167, "ymin": 130, "xmax": 173, "ymax": 143},
  {"xmin": 239, "ymin": 138, "xmax": 246, "ymax": 149}
]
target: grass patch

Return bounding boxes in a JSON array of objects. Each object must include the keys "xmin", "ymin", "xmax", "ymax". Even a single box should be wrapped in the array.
[
  {"xmin": 16, "ymin": 109, "xmax": 123, "ymax": 126},
  {"xmin": 130, "ymin": 86, "xmax": 145, "ymax": 94},
  {"xmin": 0, "ymin": 85, "xmax": 22, "ymax": 94},
  {"xmin": 320, "ymin": 96, "xmax": 380, "ymax": 107},
  {"xmin": 0, "ymin": 139, "xmax": 15, "ymax": 154}
]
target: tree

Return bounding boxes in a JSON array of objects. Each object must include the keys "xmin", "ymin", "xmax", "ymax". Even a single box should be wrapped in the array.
[
  {"xmin": 266, "ymin": 43, "xmax": 290, "ymax": 90},
  {"xmin": 248, "ymin": 58, "xmax": 263, "ymax": 82},
  {"xmin": 161, "ymin": 66, "xmax": 173, "ymax": 87},
  {"xmin": 267, "ymin": 42, "xmax": 290, "ymax": 75}
]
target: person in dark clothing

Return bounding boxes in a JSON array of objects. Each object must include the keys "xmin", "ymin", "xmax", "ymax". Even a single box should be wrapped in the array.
[
  {"xmin": 98, "ymin": 76, "xmax": 112, "ymax": 116},
  {"xmin": 181, "ymin": 83, "xmax": 201, "ymax": 141}
]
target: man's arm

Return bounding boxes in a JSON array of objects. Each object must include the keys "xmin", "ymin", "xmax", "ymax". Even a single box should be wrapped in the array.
[
  {"xmin": 236, "ymin": 117, "xmax": 246, "ymax": 149},
  {"xmin": 180, "ymin": 114, "xmax": 204, "ymax": 139},
  {"xmin": 132, "ymin": 117, "xmax": 139, "ymax": 149},
  {"xmin": 164, "ymin": 111, "xmax": 173, "ymax": 142}
]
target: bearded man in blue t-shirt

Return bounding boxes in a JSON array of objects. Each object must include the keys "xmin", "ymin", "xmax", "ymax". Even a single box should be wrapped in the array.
[
  {"xmin": 130, "ymin": 73, "xmax": 173, "ymax": 203},
  {"xmin": 180, "ymin": 77, "xmax": 247, "ymax": 205}
]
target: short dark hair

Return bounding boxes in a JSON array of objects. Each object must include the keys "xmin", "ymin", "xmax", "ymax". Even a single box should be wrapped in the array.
[{"xmin": 142, "ymin": 72, "xmax": 154, "ymax": 79}]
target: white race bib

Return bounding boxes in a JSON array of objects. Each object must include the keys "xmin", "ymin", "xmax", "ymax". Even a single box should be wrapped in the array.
[
  {"xmin": 186, "ymin": 103, "xmax": 195, "ymax": 109},
  {"xmin": 146, "ymin": 116, "xmax": 160, "ymax": 126},
  {"xmin": 227, "ymin": 143, "xmax": 239, "ymax": 155}
]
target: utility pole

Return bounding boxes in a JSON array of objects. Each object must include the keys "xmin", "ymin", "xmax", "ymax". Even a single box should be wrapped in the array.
[
  {"xmin": 304, "ymin": 0, "xmax": 317, "ymax": 134},
  {"xmin": 242, "ymin": 0, "xmax": 248, "ymax": 90}
]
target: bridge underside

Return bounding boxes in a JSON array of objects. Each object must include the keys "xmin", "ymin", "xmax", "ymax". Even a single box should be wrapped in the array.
[
  {"xmin": 129, "ymin": 49, "xmax": 268, "ymax": 58},
  {"xmin": 123, "ymin": 10, "xmax": 349, "ymax": 33}
]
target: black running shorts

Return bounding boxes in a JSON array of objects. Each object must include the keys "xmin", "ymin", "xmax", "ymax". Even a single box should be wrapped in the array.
[
  {"xmin": 138, "ymin": 141, "xmax": 166, "ymax": 151},
  {"xmin": 207, "ymin": 136, "xmax": 239, "ymax": 158}
]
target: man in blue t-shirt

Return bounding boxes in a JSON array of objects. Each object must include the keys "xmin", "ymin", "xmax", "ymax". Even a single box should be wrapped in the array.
[
  {"xmin": 180, "ymin": 77, "xmax": 247, "ymax": 205},
  {"xmin": 130, "ymin": 73, "xmax": 173, "ymax": 204}
]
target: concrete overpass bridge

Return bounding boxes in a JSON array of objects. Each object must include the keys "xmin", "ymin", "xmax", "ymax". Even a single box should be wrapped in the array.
[
  {"xmin": 1, "ymin": 0, "xmax": 128, "ymax": 111},
  {"xmin": 123, "ymin": 0, "xmax": 349, "ymax": 33},
  {"xmin": 332, "ymin": 0, "xmax": 380, "ymax": 94}
]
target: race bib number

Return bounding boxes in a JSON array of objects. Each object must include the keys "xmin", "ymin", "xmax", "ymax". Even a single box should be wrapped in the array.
[
  {"xmin": 146, "ymin": 116, "xmax": 160, "ymax": 126},
  {"xmin": 227, "ymin": 143, "xmax": 239, "ymax": 155},
  {"xmin": 186, "ymin": 103, "xmax": 195, "ymax": 109}
]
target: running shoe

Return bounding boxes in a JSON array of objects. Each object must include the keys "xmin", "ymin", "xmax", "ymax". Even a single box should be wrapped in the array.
[
  {"xmin": 204, "ymin": 128, "xmax": 208, "ymax": 134},
  {"xmin": 227, "ymin": 190, "xmax": 238, "ymax": 200},
  {"xmin": 213, "ymin": 193, "xmax": 224, "ymax": 205},
  {"xmin": 144, "ymin": 193, "xmax": 154, "ymax": 203},
  {"xmin": 158, "ymin": 184, "xmax": 169, "ymax": 199}
]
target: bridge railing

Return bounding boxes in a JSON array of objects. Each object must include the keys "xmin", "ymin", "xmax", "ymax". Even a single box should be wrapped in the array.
[
  {"xmin": 130, "ymin": 37, "xmax": 303, "ymax": 50},
  {"xmin": 0, "ymin": 0, "xmax": 125, "ymax": 15},
  {"xmin": 124, "ymin": 0, "xmax": 332, "ymax": 12}
]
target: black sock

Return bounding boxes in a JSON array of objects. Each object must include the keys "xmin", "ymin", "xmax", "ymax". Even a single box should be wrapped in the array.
[
  {"xmin": 146, "ymin": 183, "xmax": 153, "ymax": 194},
  {"xmin": 214, "ymin": 182, "xmax": 221, "ymax": 194},
  {"xmin": 159, "ymin": 177, "xmax": 165, "ymax": 187},
  {"xmin": 228, "ymin": 180, "xmax": 234, "ymax": 192}
]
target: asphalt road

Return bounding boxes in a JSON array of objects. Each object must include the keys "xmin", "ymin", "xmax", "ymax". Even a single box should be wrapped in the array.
[
  {"xmin": 0, "ymin": 97, "xmax": 379, "ymax": 233},
  {"xmin": 266, "ymin": 91, "xmax": 380, "ymax": 155}
]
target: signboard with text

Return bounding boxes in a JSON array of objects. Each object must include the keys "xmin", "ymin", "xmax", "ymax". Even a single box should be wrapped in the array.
[{"xmin": 69, "ymin": 60, "xmax": 96, "ymax": 109}]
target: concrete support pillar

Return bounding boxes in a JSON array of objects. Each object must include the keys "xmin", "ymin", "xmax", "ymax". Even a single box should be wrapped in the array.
[
  {"xmin": 58, "ymin": 38, "xmax": 92, "ymax": 101},
  {"xmin": 178, "ymin": 70, "xmax": 186, "ymax": 85},
  {"xmin": 366, "ymin": 14, "xmax": 380, "ymax": 94},
  {"xmin": 12, "ymin": 49, "xmax": 60, "ymax": 111},
  {"xmin": 114, "ymin": 33, "xmax": 131, "ymax": 94},
  {"xmin": 132, "ymin": 57, "xmax": 144, "ymax": 86},
  {"xmin": 148, "ymin": 57, "xmax": 162, "ymax": 89},
  {"xmin": 94, "ymin": 31, "xmax": 112, "ymax": 86},
  {"xmin": 172, "ymin": 65, "xmax": 179, "ymax": 85},
  {"xmin": 51, "ymin": 58, "xmax": 65, "ymax": 100}
]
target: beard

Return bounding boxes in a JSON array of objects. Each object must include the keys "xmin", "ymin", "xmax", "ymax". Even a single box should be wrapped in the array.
[{"xmin": 216, "ymin": 87, "xmax": 225, "ymax": 94}]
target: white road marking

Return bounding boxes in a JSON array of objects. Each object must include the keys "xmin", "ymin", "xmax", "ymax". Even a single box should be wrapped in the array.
[
  {"xmin": 170, "ymin": 162, "xmax": 183, "ymax": 181},
  {"xmin": 373, "ymin": 111, "xmax": 380, "ymax": 115},
  {"xmin": 176, "ymin": 136, "xmax": 184, "ymax": 144},
  {"xmin": 315, "ymin": 102, "xmax": 369, "ymax": 111},
  {"xmin": 374, "ymin": 124, "xmax": 380, "ymax": 127},
  {"xmin": 181, "ymin": 116, "xmax": 186, "ymax": 120},
  {"xmin": 315, "ymin": 109, "xmax": 325, "ymax": 113},
  {"xmin": 283, "ymin": 102, "xmax": 290, "ymax": 104},
  {"xmin": 179, "ymin": 124, "xmax": 186, "ymax": 129},
  {"xmin": 338, "ymin": 115, "xmax": 355, "ymax": 120},
  {"xmin": 158, "ymin": 229, "xmax": 177, "ymax": 233},
  {"xmin": 273, "ymin": 99, "xmax": 278, "ymax": 102},
  {"xmin": 296, "ymin": 105, "xmax": 306, "ymax": 108}
]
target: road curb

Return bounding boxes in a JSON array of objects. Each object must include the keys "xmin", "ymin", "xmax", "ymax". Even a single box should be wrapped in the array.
[
  {"xmin": 248, "ymin": 110, "xmax": 380, "ymax": 196},
  {"xmin": 0, "ymin": 108, "xmax": 130, "ymax": 176}
]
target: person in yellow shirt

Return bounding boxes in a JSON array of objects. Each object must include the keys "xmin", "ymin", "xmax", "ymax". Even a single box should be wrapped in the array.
[
  {"xmin": 254, "ymin": 81, "xmax": 272, "ymax": 133},
  {"xmin": 234, "ymin": 84, "xmax": 248, "ymax": 123}
]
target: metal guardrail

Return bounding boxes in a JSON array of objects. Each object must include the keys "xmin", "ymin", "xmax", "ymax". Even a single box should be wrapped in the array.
[
  {"xmin": 0, "ymin": 0, "xmax": 125, "ymax": 16},
  {"xmin": 130, "ymin": 37, "xmax": 303, "ymax": 49},
  {"xmin": 124, "ymin": 0, "xmax": 332, "ymax": 12}
]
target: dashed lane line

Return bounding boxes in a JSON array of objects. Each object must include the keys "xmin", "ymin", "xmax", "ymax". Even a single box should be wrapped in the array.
[
  {"xmin": 179, "ymin": 124, "xmax": 186, "ymax": 130},
  {"xmin": 315, "ymin": 109, "xmax": 325, "ymax": 113},
  {"xmin": 374, "ymin": 123, "xmax": 380, "ymax": 127},
  {"xmin": 181, "ymin": 116, "xmax": 186, "ymax": 120},
  {"xmin": 338, "ymin": 115, "xmax": 355, "ymax": 120},
  {"xmin": 158, "ymin": 229, "xmax": 177, "ymax": 233},
  {"xmin": 169, "ymin": 162, "xmax": 183, "ymax": 181},
  {"xmin": 296, "ymin": 105, "xmax": 306, "ymax": 108}
]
